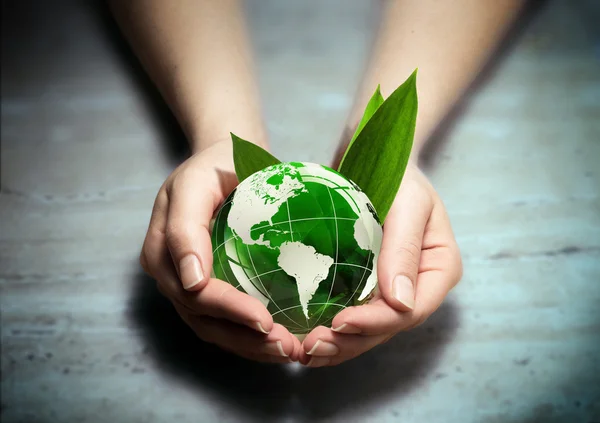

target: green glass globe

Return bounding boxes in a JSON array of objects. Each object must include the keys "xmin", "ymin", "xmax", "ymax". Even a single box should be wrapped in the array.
[{"xmin": 211, "ymin": 162, "xmax": 383, "ymax": 338}]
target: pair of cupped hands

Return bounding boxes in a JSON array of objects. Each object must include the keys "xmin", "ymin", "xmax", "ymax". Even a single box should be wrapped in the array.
[{"xmin": 140, "ymin": 140, "xmax": 462, "ymax": 367}]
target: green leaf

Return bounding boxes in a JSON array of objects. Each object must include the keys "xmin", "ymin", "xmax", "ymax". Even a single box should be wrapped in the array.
[
  {"xmin": 338, "ymin": 84, "xmax": 384, "ymax": 170},
  {"xmin": 231, "ymin": 133, "xmax": 281, "ymax": 182},
  {"xmin": 338, "ymin": 69, "xmax": 418, "ymax": 222}
]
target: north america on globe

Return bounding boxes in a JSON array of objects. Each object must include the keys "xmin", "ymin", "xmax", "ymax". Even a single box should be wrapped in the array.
[{"xmin": 211, "ymin": 162, "xmax": 383, "ymax": 337}]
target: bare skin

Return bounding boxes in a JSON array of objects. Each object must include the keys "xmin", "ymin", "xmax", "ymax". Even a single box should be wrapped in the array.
[{"xmin": 109, "ymin": 0, "xmax": 524, "ymax": 366}]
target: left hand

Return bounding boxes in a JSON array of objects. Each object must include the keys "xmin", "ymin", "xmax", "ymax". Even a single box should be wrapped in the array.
[{"xmin": 298, "ymin": 164, "xmax": 463, "ymax": 367}]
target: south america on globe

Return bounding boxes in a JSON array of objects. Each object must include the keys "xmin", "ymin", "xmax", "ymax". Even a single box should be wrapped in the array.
[{"xmin": 211, "ymin": 162, "xmax": 383, "ymax": 337}]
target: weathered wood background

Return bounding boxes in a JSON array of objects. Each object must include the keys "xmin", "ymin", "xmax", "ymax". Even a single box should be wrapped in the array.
[{"xmin": 1, "ymin": 1, "xmax": 599, "ymax": 422}]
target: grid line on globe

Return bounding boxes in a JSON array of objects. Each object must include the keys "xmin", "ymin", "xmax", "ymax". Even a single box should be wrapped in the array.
[
  {"xmin": 210, "ymin": 162, "xmax": 383, "ymax": 336},
  {"xmin": 313, "ymin": 186, "xmax": 339, "ymax": 325}
]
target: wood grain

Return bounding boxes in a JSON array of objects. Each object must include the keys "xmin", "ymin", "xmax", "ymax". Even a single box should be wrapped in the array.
[{"xmin": 1, "ymin": 1, "xmax": 599, "ymax": 422}]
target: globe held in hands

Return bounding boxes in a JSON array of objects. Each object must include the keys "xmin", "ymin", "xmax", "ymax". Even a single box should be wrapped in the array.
[{"xmin": 211, "ymin": 162, "xmax": 382, "ymax": 337}]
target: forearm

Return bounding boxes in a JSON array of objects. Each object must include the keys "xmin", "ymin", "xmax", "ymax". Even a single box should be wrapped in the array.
[
  {"xmin": 108, "ymin": 0, "xmax": 266, "ymax": 153},
  {"xmin": 347, "ymin": 0, "xmax": 525, "ymax": 160}
]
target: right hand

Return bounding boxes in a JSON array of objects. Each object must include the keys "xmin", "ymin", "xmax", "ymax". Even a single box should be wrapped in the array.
[{"xmin": 140, "ymin": 140, "xmax": 302, "ymax": 363}]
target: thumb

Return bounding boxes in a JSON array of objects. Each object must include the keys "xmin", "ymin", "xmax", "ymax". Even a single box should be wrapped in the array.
[
  {"xmin": 377, "ymin": 180, "xmax": 432, "ymax": 311},
  {"xmin": 165, "ymin": 177, "xmax": 219, "ymax": 292}
]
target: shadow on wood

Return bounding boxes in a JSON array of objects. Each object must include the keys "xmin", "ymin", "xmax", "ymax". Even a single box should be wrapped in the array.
[{"xmin": 126, "ymin": 271, "xmax": 460, "ymax": 420}]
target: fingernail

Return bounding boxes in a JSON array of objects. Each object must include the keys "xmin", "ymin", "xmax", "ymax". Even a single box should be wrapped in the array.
[
  {"xmin": 255, "ymin": 321, "xmax": 270, "ymax": 334},
  {"xmin": 179, "ymin": 254, "xmax": 204, "ymax": 290},
  {"xmin": 263, "ymin": 341, "xmax": 288, "ymax": 357},
  {"xmin": 307, "ymin": 357, "xmax": 331, "ymax": 368},
  {"xmin": 306, "ymin": 340, "xmax": 339, "ymax": 356},
  {"xmin": 393, "ymin": 275, "xmax": 415, "ymax": 309},
  {"xmin": 331, "ymin": 323, "xmax": 361, "ymax": 334}
]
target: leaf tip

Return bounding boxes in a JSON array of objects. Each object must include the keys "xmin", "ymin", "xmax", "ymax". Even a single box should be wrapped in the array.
[{"xmin": 409, "ymin": 68, "xmax": 418, "ymax": 85}]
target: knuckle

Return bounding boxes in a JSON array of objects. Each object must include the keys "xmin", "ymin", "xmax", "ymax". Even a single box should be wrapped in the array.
[
  {"xmin": 169, "ymin": 169, "xmax": 188, "ymax": 192},
  {"xmin": 399, "ymin": 177, "xmax": 432, "ymax": 205},
  {"xmin": 384, "ymin": 306, "xmax": 401, "ymax": 326},
  {"xmin": 140, "ymin": 243, "xmax": 158, "ymax": 276},
  {"xmin": 165, "ymin": 220, "xmax": 190, "ymax": 248},
  {"xmin": 170, "ymin": 166, "xmax": 205, "ymax": 195},
  {"xmin": 399, "ymin": 177, "xmax": 421, "ymax": 196},
  {"xmin": 394, "ymin": 240, "xmax": 421, "ymax": 267},
  {"xmin": 146, "ymin": 224, "xmax": 166, "ymax": 241}
]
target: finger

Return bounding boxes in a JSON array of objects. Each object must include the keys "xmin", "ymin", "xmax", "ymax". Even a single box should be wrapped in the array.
[
  {"xmin": 299, "ymin": 326, "xmax": 388, "ymax": 367},
  {"xmin": 284, "ymin": 331, "xmax": 305, "ymax": 362},
  {"xmin": 180, "ymin": 317, "xmax": 291, "ymax": 364},
  {"xmin": 146, "ymin": 233, "xmax": 274, "ymax": 335},
  {"xmin": 414, "ymin": 199, "xmax": 463, "ymax": 317},
  {"xmin": 142, "ymin": 227, "xmax": 197, "ymax": 313},
  {"xmin": 378, "ymin": 176, "xmax": 433, "ymax": 311},
  {"xmin": 267, "ymin": 323, "xmax": 300, "ymax": 361},
  {"xmin": 141, "ymin": 188, "xmax": 186, "ymax": 298},
  {"xmin": 142, "ymin": 183, "xmax": 274, "ymax": 335},
  {"xmin": 141, "ymin": 187, "xmax": 169, "ymax": 275},
  {"xmin": 420, "ymin": 199, "xmax": 463, "ymax": 282},
  {"xmin": 331, "ymin": 255, "xmax": 459, "ymax": 336},
  {"xmin": 192, "ymin": 277, "xmax": 274, "ymax": 334},
  {"xmin": 165, "ymin": 170, "xmax": 220, "ymax": 291},
  {"xmin": 181, "ymin": 313, "xmax": 296, "ymax": 361},
  {"xmin": 331, "ymin": 191, "xmax": 462, "ymax": 336},
  {"xmin": 331, "ymin": 298, "xmax": 412, "ymax": 336}
]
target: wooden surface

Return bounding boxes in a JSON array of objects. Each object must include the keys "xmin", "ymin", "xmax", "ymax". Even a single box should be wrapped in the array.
[{"xmin": 1, "ymin": 1, "xmax": 599, "ymax": 422}]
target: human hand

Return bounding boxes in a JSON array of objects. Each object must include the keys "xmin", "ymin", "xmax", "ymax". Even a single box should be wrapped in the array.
[
  {"xmin": 140, "ymin": 141, "xmax": 302, "ymax": 363},
  {"xmin": 299, "ymin": 164, "xmax": 462, "ymax": 367}
]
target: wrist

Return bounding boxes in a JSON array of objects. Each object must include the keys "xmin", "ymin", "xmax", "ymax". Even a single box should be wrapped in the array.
[
  {"xmin": 189, "ymin": 122, "xmax": 269, "ymax": 155},
  {"xmin": 167, "ymin": 87, "xmax": 269, "ymax": 155}
]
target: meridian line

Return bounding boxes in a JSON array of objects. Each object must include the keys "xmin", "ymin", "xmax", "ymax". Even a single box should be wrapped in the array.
[{"xmin": 314, "ymin": 187, "xmax": 339, "ymax": 325}]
